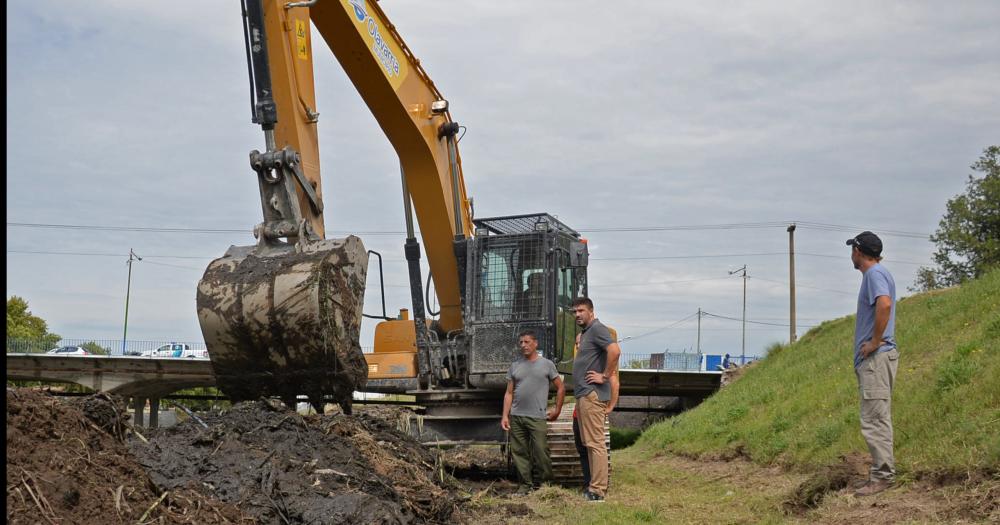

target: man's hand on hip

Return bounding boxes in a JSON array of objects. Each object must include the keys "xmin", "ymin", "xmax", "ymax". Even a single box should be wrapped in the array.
[
  {"xmin": 860, "ymin": 339, "xmax": 882, "ymax": 358},
  {"xmin": 585, "ymin": 370, "xmax": 607, "ymax": 384}
]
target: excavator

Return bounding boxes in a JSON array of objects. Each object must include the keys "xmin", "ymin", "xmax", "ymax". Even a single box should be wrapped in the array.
[{"xmin": 196, "ymin": 0, "xmax": 598, "ymax": 479}]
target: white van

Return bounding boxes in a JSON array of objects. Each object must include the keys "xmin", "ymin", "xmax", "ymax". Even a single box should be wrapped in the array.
[{"xmin": 140, "ymin": 343, "xmax": 207, "ymax": 359}]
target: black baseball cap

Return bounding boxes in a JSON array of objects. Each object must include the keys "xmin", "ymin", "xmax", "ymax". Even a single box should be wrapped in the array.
[{"xmin": 846, "ymin": 231, "xmax": 883, "ymax": 257}]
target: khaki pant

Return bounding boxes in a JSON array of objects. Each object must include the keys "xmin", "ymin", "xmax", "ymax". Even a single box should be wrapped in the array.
[
  {"xmin": 855, "ymin": 348, "xmax": 899, "ymax": 481},
  {"xmin": 577, "ymin": 391, "xmax": 609, "ymax": 497},
  {"xmin": 509, "ymin": 415, "xmax": 552, "ymax": 489}
]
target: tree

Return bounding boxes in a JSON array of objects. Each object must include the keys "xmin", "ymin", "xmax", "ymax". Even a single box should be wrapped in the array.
[
  {"xmin": 913, "ymin": 146, "xmax": 1000, "ymax": 291},
  {"xmin": 81, "ymin": 341, "xmax": 109, "ymax": 355},
  {"xmin": 6, "ymin": 296, "xmax": 61, "ymax": 352}
]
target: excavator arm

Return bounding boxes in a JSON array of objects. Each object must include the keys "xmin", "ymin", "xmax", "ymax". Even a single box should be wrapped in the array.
[
  {"xmin": 197, "ymin": 0, "xmax": 474, "ymax": 408},
  {"xmin": 309, "ymin": 0, "xmax": 474, "ymax": 333},
  {"xmin": 258, "ymin": 0, "xmax": 474, "ymax": 332}
]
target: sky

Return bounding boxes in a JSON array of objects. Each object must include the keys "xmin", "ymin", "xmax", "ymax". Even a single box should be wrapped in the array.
[{"xmin": 6, "ymin": 1, "xmax": 999, "ymax": 361}]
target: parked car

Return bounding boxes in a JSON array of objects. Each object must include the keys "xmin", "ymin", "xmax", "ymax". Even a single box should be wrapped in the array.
[{"xmin": 45, "ymin": 346, "xmax": 89, "ymax": 356}]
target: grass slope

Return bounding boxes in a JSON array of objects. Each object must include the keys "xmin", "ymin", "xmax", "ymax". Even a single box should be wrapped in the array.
[{"xmin": 638, "ymin": 268, "xmax": 1000, "ymax": 477}]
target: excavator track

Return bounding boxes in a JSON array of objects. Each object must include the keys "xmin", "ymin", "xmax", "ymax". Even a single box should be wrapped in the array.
[{"xmin": 547, "ymin": 404, "xmax": 611, "ymax": 487}]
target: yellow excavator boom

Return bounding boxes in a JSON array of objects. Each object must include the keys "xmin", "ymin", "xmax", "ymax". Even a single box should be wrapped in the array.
[{"xmin": 310, "ymin": 0, "xmax": 474, "ymax": 333}]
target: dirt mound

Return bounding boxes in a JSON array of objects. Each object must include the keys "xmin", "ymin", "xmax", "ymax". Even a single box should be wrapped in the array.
[
  {"xmin": 783, "ymin": 453, "xmax": 869, "ymax": 511},
  {"xmin": 129, "ymin": 400, "xmax": 460, "ymax": 524},
  {"xmin": 441, "ymin": 445, "xmax": 510, "ymax": 480},
  {"xmin": 6, "ymin": 388, "xmax": 247, "ymax": 524}
]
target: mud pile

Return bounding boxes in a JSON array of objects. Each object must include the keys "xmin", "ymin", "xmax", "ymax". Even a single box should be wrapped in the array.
[
  {"xmin": 6, "ymin": 388, "xmax": 247, "ymax": 524},
  {"xmin": 129, "ymin": 400, "xmax": 460, "ymax": 524}
]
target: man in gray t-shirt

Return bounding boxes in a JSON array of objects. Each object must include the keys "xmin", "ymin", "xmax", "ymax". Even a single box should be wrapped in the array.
[
  {"xmin": 570, "ymin": 297, "xmax": 621, "ymax": 502},
  {"xmin": 501, "ymin": 330, "xmax": 565, "ymax": 494}
]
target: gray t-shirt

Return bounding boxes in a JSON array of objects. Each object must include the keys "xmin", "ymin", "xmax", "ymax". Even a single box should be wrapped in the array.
[
  {"xmin": 506, "ymin": 356, "xmax": 558, "ymax": 419},
  {"xmin": 854, "ymin": 263, "xmax": 897, "ymax": 368},
  {"xmin": 572, "ymin": 319, "xmax": 614, "ymax": 401}
]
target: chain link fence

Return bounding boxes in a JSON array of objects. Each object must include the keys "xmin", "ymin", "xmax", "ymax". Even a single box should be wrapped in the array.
[{"xmin": 620, "ymin": 352, "xmax": 704, "ymax": 371}]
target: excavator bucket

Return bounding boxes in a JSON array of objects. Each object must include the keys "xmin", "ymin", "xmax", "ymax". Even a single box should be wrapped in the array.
[{"xmin": 196, "ymin": 235, "xmax": 369, "ymax": 410}]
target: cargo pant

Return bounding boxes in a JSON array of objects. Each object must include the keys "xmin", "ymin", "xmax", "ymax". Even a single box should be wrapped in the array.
[
  {"xmin": 509, "ymin": 415, "xmax": 552, "ymax": 489},
  {"xmin": 578, "ymin": 391, "xmax": 609, "ymax": 497},
  {"xmin": 855, "ymin": 348, "xmax": 899, "ymax": 482}
]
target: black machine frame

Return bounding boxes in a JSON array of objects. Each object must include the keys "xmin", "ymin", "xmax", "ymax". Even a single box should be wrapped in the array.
[{"xmin": 463, "ymin": 213, "xmax": 589, "ymax": 386}]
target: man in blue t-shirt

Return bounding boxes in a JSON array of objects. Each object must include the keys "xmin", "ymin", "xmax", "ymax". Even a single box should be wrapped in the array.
[{"xmin": 847, "ymin": 231, "xmax": 899, "ymax": 497}]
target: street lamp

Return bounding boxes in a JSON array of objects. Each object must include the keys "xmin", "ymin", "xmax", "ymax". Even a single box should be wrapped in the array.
[{"xmin": 122, "ymin": 249, "xmax": 142, "ymax": 354}]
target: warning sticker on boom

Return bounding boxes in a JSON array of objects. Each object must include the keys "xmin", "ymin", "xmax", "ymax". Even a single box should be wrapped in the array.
[{"xmin": 296, "ymin": 19, "xmax": 309, "ymax": 60}]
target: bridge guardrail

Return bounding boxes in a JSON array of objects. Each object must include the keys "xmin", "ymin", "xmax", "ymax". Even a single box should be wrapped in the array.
[{"xmin": 6, "ymin": 338, "xmax": 207, "ymax": 356}]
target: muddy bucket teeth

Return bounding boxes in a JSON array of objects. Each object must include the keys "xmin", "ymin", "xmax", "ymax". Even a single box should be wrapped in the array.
[{"xmin": 196, "ymin": 235, "xmax": 369, "ymax": 407}]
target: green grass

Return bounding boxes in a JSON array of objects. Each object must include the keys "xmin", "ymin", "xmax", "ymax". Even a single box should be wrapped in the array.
[
  {"xmin": 637, "ymin": 268, "xmax": 1000, "ymax": 476},
  {"xmin": 513, "ymin": 452, "xmax": 796, "ymax": 525},
  {"xmin": 610, "ymin": 427, "xmax": 641, "ymax": 449}
]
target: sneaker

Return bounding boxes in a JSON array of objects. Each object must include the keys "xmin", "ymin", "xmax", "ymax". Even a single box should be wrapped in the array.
[
  {"xmin": 854, "ymin": 479, "xmax": 893, "ymax": 497},
  {"xmin": 583, "ymin": 490, "xmax": 605, "ymax": 502},
  {"xmin": 514, "ymin": 486, "xmax": 533, "ymax": 497}
]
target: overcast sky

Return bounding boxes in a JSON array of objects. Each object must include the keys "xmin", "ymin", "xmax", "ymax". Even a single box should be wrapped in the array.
[{"xmin": 7, "ymin": 1, "xmax": 999, "ymax": 361}]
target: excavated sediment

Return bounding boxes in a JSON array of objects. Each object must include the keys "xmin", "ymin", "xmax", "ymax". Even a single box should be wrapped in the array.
[
  {"xmin": 129, "ymin": 399, "xmax": 461, "ymax": 524},
  {"xmin": 6, "ymin": 389, "xmax": 248, "ymax": 524}
]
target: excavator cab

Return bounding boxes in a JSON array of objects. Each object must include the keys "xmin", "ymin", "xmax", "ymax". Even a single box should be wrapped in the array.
[{"xmin": 463, "ymin": 214, "xmax": 589, "ymax": 387}]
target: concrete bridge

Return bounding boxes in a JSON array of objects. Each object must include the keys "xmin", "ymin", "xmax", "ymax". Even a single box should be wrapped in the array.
[
  {"xmin": 618, "ymin": 368, "xmax": 721, "ymax": 400},
  {"xmin": 7, "ymin": 354, "xmax": 724, "ymax": 429},
  {"xmin": 6, "ymin": 353, "xmax": 216, "ymax": 428}
]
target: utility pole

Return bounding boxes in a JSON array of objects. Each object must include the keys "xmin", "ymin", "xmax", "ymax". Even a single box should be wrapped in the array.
[
  {"xmin": 122, "ymin": 249, "xmax": 142, "ymax": 354},
  {"xmin": 696, "ymin": 307, "xmax": 702, "ymax": 354},
  {"xmin": 787, "ymin": 223, "xmax": 797, "ymax": 344},
  {"xmin": 729, "ymin": 265, "xmax": 748, "ymax": 364}
]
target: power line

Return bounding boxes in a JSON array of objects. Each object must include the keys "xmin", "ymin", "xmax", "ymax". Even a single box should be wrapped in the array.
[
  {"xmin": 750, "ymin": 276, "xmax": 855, "ymax": 296},
  {"xmin": 142, "ymin": 260, "xmax": 206, "ymax": 270},
  {"xmin": 6, "ymin": 250, "xmax": 215, "ymax": 260},
  {"xmin": 797, "ymin": 252, "xmax": 927, "ymax": 266},
  {"xmin": 8, "ymin": 249, "xmax": 930, "ymax": 273},
  {"xmin": 702, "ymin": 311, "xmax": 799, "ymax": 328},
  {"xmin": 793, "ymin": 221, "xmax": 929, "ymax": 239},
  {"xmin": 5, "ymin": 222, "xmax": 404, "ymax": 236},
  {"xmin": 592, "ymin": 252, "xmax": 787, "ymax": 261},
  {"xmin": 7, "ymin": 220, "xmax": 933, "ymax": 238},
  {"xmin": 578, "ymin": 221, "xmax": 790, "ymax": 232},
  {"xmin": 590, "ymin": 252, "xmax": 928, "ymax": 266},
  {"xmin": 7, "ymin": 222, "xmax": 250, "ymax": 234},
  {"xmin": 588, "ymin": 276, "xmax": 733, "ymax": 288},
  {"xmin": 619, "ymin": 311, "xmax": 701, "ymax": 343}
]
